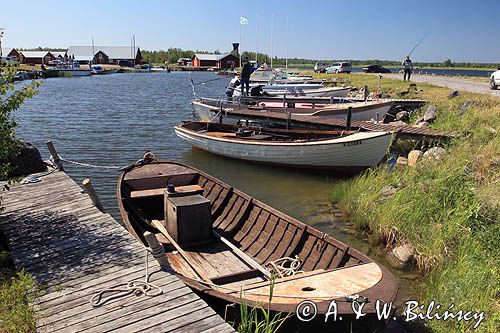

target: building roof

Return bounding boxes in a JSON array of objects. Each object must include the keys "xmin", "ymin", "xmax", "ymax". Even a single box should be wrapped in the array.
[
  {"xmin": 20, "ymin": 51, "xmax": 52, "ymax": 58},
  {"xmin": 1, "ymin": 47, "xmax": 14, "ymax": 56},
  {"xmin": 67, "ymin": 46, "xmax": 139, "ymax": 59},
  {"xmin": 193, "ymin": 53, "xmax": 231, "ymax": 61},
  {"xmin": 51, "ymin": 51, "xmax": 67, "ymax": 58}
]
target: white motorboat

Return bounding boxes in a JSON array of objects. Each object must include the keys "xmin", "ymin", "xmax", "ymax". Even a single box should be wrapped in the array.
[
  {"xmin": 45, "ymin": 61, "xmax": 92, "ymax": 77},
  {"xmin": 175, "ymin": 121, "xmax": 393, "ymax": 171}
]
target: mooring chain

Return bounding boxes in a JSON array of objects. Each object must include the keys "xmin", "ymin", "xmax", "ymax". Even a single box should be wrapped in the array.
[{"xmin": 56, "ymin": 155, "xmax": 122, "ymax": 170}]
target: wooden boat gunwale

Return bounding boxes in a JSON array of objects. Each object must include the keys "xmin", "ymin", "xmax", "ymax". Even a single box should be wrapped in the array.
[
  {"xmin": 193, "ymin": 99, "xmax": 394, "ymax": 117},
  {"xmin": 175, "ymin": 121, "xmax": 393, "ymax": 147}
]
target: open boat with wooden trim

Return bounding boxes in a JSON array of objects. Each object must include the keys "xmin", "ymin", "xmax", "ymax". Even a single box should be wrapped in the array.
[
  {"xmin": 193, "ymin": 98, "xmax": 394, "ymax": 123},
  {"xmin": 117, "ymin": 158, "xmax": 398, "ymax": 317},
  {"xmin": 175, "ymin": 121, "xmax": 394, "ymax": 172}
]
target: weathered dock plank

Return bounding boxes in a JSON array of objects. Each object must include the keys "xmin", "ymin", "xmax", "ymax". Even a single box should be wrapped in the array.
[{"xmin": 0, "ymin": 171, "xmax": 235, "ymax": 332}]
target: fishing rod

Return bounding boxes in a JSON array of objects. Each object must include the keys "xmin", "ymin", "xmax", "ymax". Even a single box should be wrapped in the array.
[
  {"xmin": 408, "ymin": 32, "xmax": 430, "ymax": 56},
  {"xmin": 192, "ymin": 75, "xmax": 234, "ymax": 86}
]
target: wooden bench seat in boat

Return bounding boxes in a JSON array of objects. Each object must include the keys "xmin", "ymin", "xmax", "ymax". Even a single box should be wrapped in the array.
[
  {"xmin": 124, "ymin": 163, "xmax": 199, "ymax": 190},
  {"xmin": 206, "ymin": 132, "xmax": 237, "ymax": 138},
  {"xmin": 130, "ymin": 185, "xmax": 204, "ymax": 199}
]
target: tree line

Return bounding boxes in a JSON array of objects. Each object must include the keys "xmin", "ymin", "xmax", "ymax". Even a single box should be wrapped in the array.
[{"xmin": 13, "ymin": 47, "xmax": 499, "ymax": 69}]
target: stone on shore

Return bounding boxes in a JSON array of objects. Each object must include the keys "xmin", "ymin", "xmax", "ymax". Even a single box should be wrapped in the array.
[
  {"xmin": 396, "ymin": 156, "xmax": 408, "ymax": 168},
  {"xmin": 423, "ymin": 105, "xmax": 438, "ymax": 122},
  {"xmin": 395, "ymin": 111, "xmax": 410, "ymax": 121},
  {"xmin": 387, "ymin": 243, "xmax": 415, "ymax": 269},
  {"xmin": 4, "ymin": 141, "xmax": 47, "ymax": 178},
  {"xmin": 407, "ymin": 150, "xmax": 422, "ymax": 167},
  {"xmin": 423, "ymin": 147, "xmax": 446, "ymax": 161}
]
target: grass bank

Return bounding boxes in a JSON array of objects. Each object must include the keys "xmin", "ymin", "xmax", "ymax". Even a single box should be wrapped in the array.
[
  {"xmin": 314, "ymin": 73, "xmax": 499, "ymax": 331},
  {"xmin": 0, "ymin": 246, "xmax": 36, "ymax": 333}
]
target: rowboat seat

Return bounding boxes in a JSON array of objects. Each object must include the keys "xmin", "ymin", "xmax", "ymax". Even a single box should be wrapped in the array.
[
  {"xmin": 130, "ymin": 185, "xmax": 204, "ymax": 199},
  {"xmin": 206, "ymin": 132, "xmax": 237, "ymax": 138}
]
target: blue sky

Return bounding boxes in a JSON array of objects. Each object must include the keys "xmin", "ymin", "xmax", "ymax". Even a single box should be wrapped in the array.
[{"xmin": 1, "ymin": 0, "xmax": 499, "ymax": 62}]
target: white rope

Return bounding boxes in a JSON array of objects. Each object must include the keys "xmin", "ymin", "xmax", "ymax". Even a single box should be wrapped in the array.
[
  {"xmin": 265, "ymin": 256, "xmax": 304, "ymax": 278},
  {"xmin": 90, "ymin": 250, "xmax": 163, "ymax": 307},
  {"xmin": 58, "ymin": 155, "xmax": 121, "ymax": 170}
]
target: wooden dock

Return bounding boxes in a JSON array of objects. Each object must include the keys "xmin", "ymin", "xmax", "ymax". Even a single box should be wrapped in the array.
[
  {"xmin": 217, "ymin": 107, "xmax": 456, "ymax": 140},
  {"xmin": 240, "ymin": 96, "xmax": 426, "ymax": 109},
  {"xmin": 0, "ymin": 170, "xmax": 235, "ymax": 333}
]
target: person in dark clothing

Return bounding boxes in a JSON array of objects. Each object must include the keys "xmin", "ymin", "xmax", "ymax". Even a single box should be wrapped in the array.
[
  {"xmin": 240, "ymin": 57, "xmax": 253, "ymax": 96},
  {"xmin": 402, "ymin": 55, "xmax": 413, "ymax": 81}
]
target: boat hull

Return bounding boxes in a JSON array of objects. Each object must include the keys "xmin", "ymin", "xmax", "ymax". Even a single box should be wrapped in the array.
[
  {"xmin": 175, "ymin": 125, "xmax": 392, "ymax": 169},
  {"xmin": 192, "ymin": 99, "xmax": 393, "ymax": 124},
  {"xmin": 45, "ymin": 69, "xmax": 92, "ymax": 77},
  {"xmin": 117, "ymin": 160, "xmax": 398, "ymax": 316},
  {"xmin": 232, "ymin": 86, "xmax": 350, "ymax": 98}
]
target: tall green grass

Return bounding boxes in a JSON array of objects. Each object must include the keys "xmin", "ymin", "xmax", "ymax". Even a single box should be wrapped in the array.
[
  {"xmin": 0, "ymin": 271, "xmax": 36, "ymax": 333},
  {"xmin": 327, "ymin": 73, "xmax": 499, "ymax": 332},
  {"xmin": 236, "ymin": 276, "xmax": 290, "ymax": 333}
]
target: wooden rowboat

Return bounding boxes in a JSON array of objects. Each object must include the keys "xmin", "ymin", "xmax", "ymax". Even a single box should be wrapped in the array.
[
  {"xmin": 117, "ymin": 158, "xmax": 398, "ymax": 317},
  {"xmin": 193, "ymin": 99, "xmax": 393, "ymax": 123},
  {"xmin": 175, "ymin": 121, "xmax": 394, "ymax": 171}
]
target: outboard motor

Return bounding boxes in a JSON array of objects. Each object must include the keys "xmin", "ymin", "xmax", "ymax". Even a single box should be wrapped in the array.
[
  {"xmin": 226, "ymin": 76, "xmax": 241, "ymax": 98},
  {"xmin": 250, "ymin": 85, "xmax": 264, "ymax": 97}
]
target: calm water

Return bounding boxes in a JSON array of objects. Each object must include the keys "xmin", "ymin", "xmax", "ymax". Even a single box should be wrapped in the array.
[
  {"xmin": 15, "ymin": 72, "xmax": 415, "ymax": 308},
  {"xmin": 15, "ymin": 72, "xmax": 352, "ymax": 241}
]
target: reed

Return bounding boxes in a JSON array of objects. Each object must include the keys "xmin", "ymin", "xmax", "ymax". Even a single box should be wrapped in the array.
[
  {"xmin": 235, "ymin": 276, "xmax": 290, "ymax": 333},
  {"xmin": 327, "ymin": 72, "xmax": 499, "ymax": 331}
]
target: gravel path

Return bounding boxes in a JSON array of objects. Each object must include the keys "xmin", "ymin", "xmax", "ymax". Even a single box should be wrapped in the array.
[{"xmin": 381, "ymin": 73, "xmax": 500, "ymax": 97}]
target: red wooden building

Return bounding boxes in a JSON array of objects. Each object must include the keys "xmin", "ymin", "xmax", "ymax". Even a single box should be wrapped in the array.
[
  {"xmin": 20, "ymin": 51, "xmax": 55, "ymax": 65},
  {"xmin": 191, "ymin": 53, "xmax": 239, "ymax": 69}
]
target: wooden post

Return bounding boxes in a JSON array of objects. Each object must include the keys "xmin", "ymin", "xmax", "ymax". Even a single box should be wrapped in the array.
[
  {"xmin": 286, "ymin": 111, "xmax": 292, "ymax": 130},
  {"xmin": 82, "ymin": 178, "xmax": 104, "ymax": 212},
  {"xmin": 144, "ymin": 231, "xmax": 170, "ymax": 269},
  {"xmin": 46, "ymin": 140, "xmax": 64, "ymax": 171},
  {"xmin": 364, "ymin": 85, "xmax": 369, "ymax": 101},
  {"xmin": 346, "ymin": 107, "xmax": 353, "ymax": 131}
]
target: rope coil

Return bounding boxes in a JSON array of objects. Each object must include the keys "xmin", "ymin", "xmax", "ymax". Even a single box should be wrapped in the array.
[
  {"xmin": 265, "ymin": 256, "xmax": 304, "ymax": 278},
  {"xmin": 90, "ymin": 250, "xmax": 163, "ymax": 307}
]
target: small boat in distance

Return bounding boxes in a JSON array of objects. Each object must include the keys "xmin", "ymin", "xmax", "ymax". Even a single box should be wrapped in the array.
[
  {"xmin": 175, "ymin": 121, "xmax": 393, "ymax": 171},
  {"xmin": 117, "ymin": 158, "xmax": 398, "ymax": 318},
  {"xmin": 45, "ymin": 61, "xmax": 92, "ymax": 77}
]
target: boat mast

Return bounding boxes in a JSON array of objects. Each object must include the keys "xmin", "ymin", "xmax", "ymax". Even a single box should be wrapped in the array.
[
  {"xmin": 285, "ymin": 15, "xmax": 288, "ymax": 69},
  {"xmin": 133, "ymin": 35, "xmax": 136, "ymax": 66},
  {"xmin": 255, "ymin": 14, "xmax": 258, "ymax": 63},
  {"xmin": 91, "ymin": 36, "xmax": 95, "ymax": 66},
  {"xmin": 239, "ymin": 18, "xmax": 242, "ymax": 69},
  {"xmin": 270, "ymin": 14, "xmax": 274, "ymax": 68}
]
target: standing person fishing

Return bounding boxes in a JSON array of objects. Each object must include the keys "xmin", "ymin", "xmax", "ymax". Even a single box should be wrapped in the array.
[
  {"xmin": 240, "ymin": 57, "xmax": 253, "ymax": 96},
  {"xmin": 402, "ymin": 55, "xmax": 413, "ymax": 81}
]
